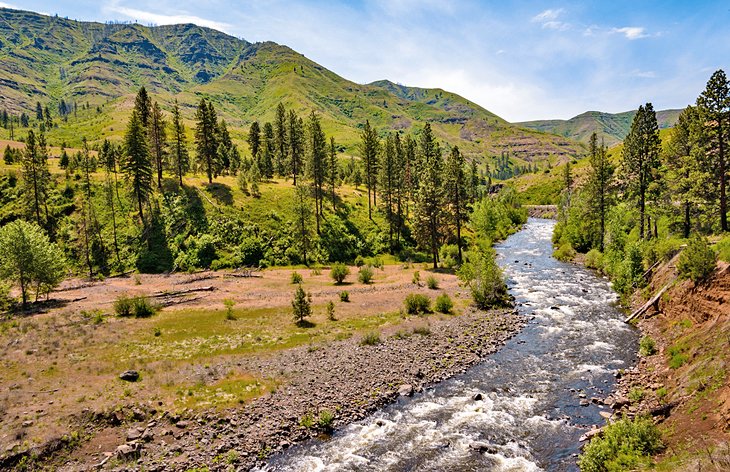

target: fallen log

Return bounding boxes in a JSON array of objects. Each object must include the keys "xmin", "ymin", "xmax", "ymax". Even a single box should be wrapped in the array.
[
  {"xmin": 151, "ymin": 286, "xmax": 216, "ymax": 298},
  {"xmin": 641, "ymin": 260, "xmax": 661, "ymax": 281},
  {"xmin": 625, "ymin": 283, "xmax": 672, "ymax": 323},
  {"xmin": 157, "ymin": 295, "xmax": 206, "ymax": 307}
]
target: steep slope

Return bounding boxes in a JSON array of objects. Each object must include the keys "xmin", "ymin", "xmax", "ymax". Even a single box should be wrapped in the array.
[
  {"xmin": 0, "ymin": 7, "xmax": 583, "ymax": 161},
  {"xmin": 518, "ymin": 109, "xmax": 682, "ymax": 146}
]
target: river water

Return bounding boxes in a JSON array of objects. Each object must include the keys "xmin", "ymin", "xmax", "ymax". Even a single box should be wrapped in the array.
[{"xmin": 261, "ymin": 218, "xmax": 638, "ymax": 471}]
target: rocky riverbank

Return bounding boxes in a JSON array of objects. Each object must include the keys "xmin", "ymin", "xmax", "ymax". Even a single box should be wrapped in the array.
[{"xmin": 46, "ymin": 307, "xmax": 525, "ymax": 471}]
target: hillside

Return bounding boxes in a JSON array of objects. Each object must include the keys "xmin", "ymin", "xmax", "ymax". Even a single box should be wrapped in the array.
[
  {"xmin": 0, "ymin": 7, "xmax": 583, "ymax": 162},
  {"xmin": 518, "ymin": 109, "xmax": 682, "ymax": 147}
]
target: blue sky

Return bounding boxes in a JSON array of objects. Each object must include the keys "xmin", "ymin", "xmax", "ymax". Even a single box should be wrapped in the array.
[{"xmin": 4, "ymin": 0, "xmax": 729, "ymax": 121}]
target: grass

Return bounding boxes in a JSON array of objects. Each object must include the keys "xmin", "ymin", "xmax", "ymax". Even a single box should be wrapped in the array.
[
  {"xmin": 667, "ymin": 342, "xmax": 689, "ymax": 369},
  {"xmin": 173, "ymin": 373, "xmax": 276, "ymax": 409}
]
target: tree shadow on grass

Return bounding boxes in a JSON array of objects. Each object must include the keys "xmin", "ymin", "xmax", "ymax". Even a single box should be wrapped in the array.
[
  {"xmin": 296, "ymin": 319, "xmax": 316, "ymax": 328},
  {"xmin": 205, "ymin": 182, "xmax": 233, "ymax": 206}
]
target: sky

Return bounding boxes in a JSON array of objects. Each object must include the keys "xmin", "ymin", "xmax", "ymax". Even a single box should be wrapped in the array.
[{"xmin": 3, "ymin": 0, "xmax": 729, "ymax": 122}]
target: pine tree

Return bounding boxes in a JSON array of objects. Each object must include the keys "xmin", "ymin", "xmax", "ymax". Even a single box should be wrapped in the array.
[
  {"xmin": 247, "ymin": 121, "xmax": 261, "ymax": 163},
  {"xmin": 134, "ymin": 86, "xmax": 152, "ymax": 129},
  {"xmin": 121, "ymin": 110, "xmax": 153, "ymax": 223},
  {"xmin": 169, "ymin": 100, "xmax": 190, "ymax": 187},
  {"xmin": 78, "ymin": 138, "xmax": 107, "ymax": 277},
  {"xmin": 413, "ymin": 123, "xmax": 444, "ymax": 269},
  {"xmin": 260, "ymin": 122, "xmax": 275, "ymax": 179},
  {"xmin": 293, "ymin": 184, "xmax": 314, "ymax": 265},
  {"xmin": 21, "ymin": 130, "xmax": 51, "ymax": 229},
  {"xmin": 274, "ymin": 103, "xmax": 288, "ymax": 176},
  {"xmin": 328, "ymin": 136, "xmax": 338, "ymax": 212},
  {"xmin": 586, "ymin": 132, "xmax": 614, "ymax": 250},
  {"xmin": 621, "ymin": 103, "xmax": 661, "ymax": 239},
  {"xmin": 288, "ymin": 111, "xmax": 304, "ymax": 185},
  {"xmin": 379, "ymin": 134, "xmax": 398, "ymax": 250},
  {"xmin": 194, "ymin": 98, "xmax": 219, "ymax": 183},
  {"xmin": 100, "ymin": 140, "xmax": 122, "ymax": 266},
  {"xmin": 359, "ymin": 120, "xmax": 380, "ymax": 219},
  {"xmin": 149, "ymin": 101, "xmax": 167, "ymax": 189},
  {"xmin": 306, "ymin": 112, "xmax": 327, "ymax": 234},
  {"xmin": 697, "ymin": 69, "xmax": 730, "ymax": 231},
  {"xmin": 445, "ymin": 145, "xmax": 469, "ymax": 263},
  {"xmin": 35, "ymin": 101, "xmax": 43, "ymax": 121}
]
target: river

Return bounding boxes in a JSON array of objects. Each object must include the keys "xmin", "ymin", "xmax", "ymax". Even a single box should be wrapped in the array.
[{"xmin": 260, "ymin": 218, "xmax": 638, "ymax": 471}]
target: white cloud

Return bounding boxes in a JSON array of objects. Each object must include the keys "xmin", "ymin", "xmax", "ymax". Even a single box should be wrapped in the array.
[
  {"xmin": 531, "ymin": 8, "xmax": 569, "ymax": 31},
  {"xmin": 104, "ymin": 2, "xmax": 231, "ymax": 32},
  {"xmin": 611, "ymin": 26, "xmax": 648, "ymax": 40},
  {"xmin": 628, "ymin": 70, "xmax": 656, "ymax": 79}
]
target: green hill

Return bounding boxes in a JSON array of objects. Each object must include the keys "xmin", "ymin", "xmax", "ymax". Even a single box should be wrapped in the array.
[
  {"xmin": 517, "ymin": 109, "xmax": 682, "ymax": 147},
  {"xmin": 0, "ymin": 7, "xmax": 583, "ymax": 163}
]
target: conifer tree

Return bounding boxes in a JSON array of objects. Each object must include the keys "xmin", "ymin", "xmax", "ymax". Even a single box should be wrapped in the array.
[
  {"xmin": 100, "ymin": 139, "xmax": 122, "ymax": 266},
  {"xmin": 260, "ymin": 122, "xmax": 275, "ymax": 179},
  {"xmin": 35, "ymin": 101, "xmax": 43, "ymax": 121},
  {"xmin": 122, "ymin": 110, "xmax": 153, "ymax": 223},
  {"xmin": 697, "ymin": 69, "xmax": 730, "ymax": 231},
  {"xmin": 247, "ymin": 121, "xmax": 261, "ymax": 162},
  {"xmin": 288, "ymin": 111, "xmax": 304, "ymax": 185},
  {"xmin": 413, "ymin": 123, "xmax": 444, "ymax": 268},
  {"xmin": 21, "ymin": 130, "xmax": 51, "ymax": 229},
  {"xmin": 379, "ymin": 134, "xmax": 398, "ymax": 250},
  {"xmin": 274, "ymin": 103, "xmax": 288, "ymax": 176},
  {"xmin": 328, "ymin": 136, "xmax": 338, "ymax": 212},
  {"xmin": 149, "ymin": 101, "xmax": 167, "ymax": 189},
  {"xmin": 359, "ymin": 120, "xmax": 380, "ymax": 219},
  {"xmin": 306, "ymin": 112, "xmax": 327, "ymax": 234},
  {"xmin": 445, "ymin": 145, "xmax": 469, "ymax": 263},
  {"xmin": 169, "ymin": 100, "xmax": 190, "ymax": 187},
  {"xmin": 194, "ymin": 98, "xmax": 219, "ymax": 183},
  {"xmin": 621, "ymin": 103, "xmax": 661, "ymax": 239},
  {"xmin": 134, "ymin": 86, "xmax": 152, "ymax": 128},
  {"xmin": 293, "ymin": 184, "xmax": 314, "ymax": 265},
  {"xmin": 394, "ymin": 133, "xmax": 406, "ymax": 246},
  {"xmin": 586, "ymin": 132, "xmax": 614, "ymax": 250}
]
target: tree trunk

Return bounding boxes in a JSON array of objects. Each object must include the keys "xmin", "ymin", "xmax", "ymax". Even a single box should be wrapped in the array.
[{"xmin": 684, "ymin": 201, "xmax": 690, "ymax": 238}]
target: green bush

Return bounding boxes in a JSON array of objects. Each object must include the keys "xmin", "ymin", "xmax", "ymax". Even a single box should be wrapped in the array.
[
  {"xmin": 358, "ymin": 265, "xmax": 374, "ymax": 284},
  {"xmin": 426, "ymin": 275, "xmax": 439, "ymax": 289},
  {"xmin": 457, "ymin": 249, "xmax": 509, "ymax": 309},
  {"xmin": 290, "ymin": 271, "xmax": 303, "ymax": 284},
  {"xmin": 639, "ymin": 336, "xmax": 656, "ymax": 356},
  {"xmin": 667, "ymin": 343, "xmax": 688, "ymax": 369},
  {"xmin": 578, "ymin": 416, "xmax": 662, "ymax": 472},
  {"xmin": 553, "ymin": 243, "xmax": 576, "ymax": 262},
  {"xmin": 677, "ymin": 235, "xmax": 716, "ymax": 283},
  {"xmin": 339, "ymin": 290, "xmax": 350, "ymax": 302},
  {"xmin": 115, "ymin": 294, "xmax": 158, "ymax": 318},
  {"xmin": 716, "ymin": 235, "xmax": 730, "ymax": 263},
  {"xmin": 326, "ymin": 300, "xmax": 336, "ymax": 321},
  {"xmin": 224, "ymin": 299, "xmax": 237, "ymax": 320},
  {"xmin": 404, "ymin": 293, "xmax": 431, "ymax": 314},
  {"xmin": 412, "ymin": 270, "xmax": 420, "ymax": 285},
  {"xmin": 354, "ymin": 255, "xmax": 365, "ymax": 267},
  {"xmin": 291, "ymin": 284, "xmax": 312, "ymax": 325},
  {"xmin": 585, "ymin": 249, "xmax": 604, "ymax": 271},
  {"xmin": 412, "ymin": 324, "xmax": 431, "ymax": 336},
  {"xmin": 317, "ymin": 409, "xmax": 335, "ymax": 430},
  {"xmin": 629, "ymin": 387, "xmax": 645, "ymax": 402},
  {"xmin": 360, "ymin": 331, "xmax": 380, "ymax": 345},
  {"xmin": 114, "ymin": 294, "xmax": 133, "ymax": 317},
  {"xmin": 655, "ymin": 237, "xmax": 684, "ymax": 262},
  {"xmin": 439, "ymin": 244, "xmax": 460, "ymax": 269},
  {"xmin": 434, "ymin": 293, "xmax": 453, "ymax": 313},
  {"xmin": 330, "ymin": 263, "xmax": 350, "ymax": 284}
]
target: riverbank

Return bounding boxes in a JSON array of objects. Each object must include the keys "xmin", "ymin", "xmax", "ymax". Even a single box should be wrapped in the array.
[{"xmin": 65, "ymin": 307, "xmax": 524, "ymax": 470}]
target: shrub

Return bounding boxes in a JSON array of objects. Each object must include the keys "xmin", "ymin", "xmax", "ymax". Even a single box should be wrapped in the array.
[
  {"xmin": 131, "ymin": 296, "xmax": 157, "ymax": 318},
  {"xmin": 434, "ymin": 293, "xmax": 453, "ymax": 314},
  {"xmin": 412, "ymin": 270, "xmax": 421, "ymax": 285},
  {"xmin": 290, "ymin": 271, "xmax": 303, "ymax": 284},
  {"xmin": 310, "ymin": 264, "xmax": 322, "ymax": 276},
  {"xmin": 358, "ymin": 265, "xmax": 374, "ymax": 284},
  {"xmin": 153, "ymin": 327, "xmax": 162, "ymax": 337},
  {"xmin": 716, "ymin": 235, "xmax": 730, "ymax": 263},
  {"xmin": 224, "ymin": 299, "xmax": 237, "ymax": 320},
  {"xmin": 655, "ymin": 237, "xmax": 684, "ymax": 262},
  {"xmin": 629, "ymin": 387, "xmax": 645, "ymax": 402},
  {"xmin": 584, "ymin": 249, "xmax": 604, "ymax": 271},
  {"xmin": 639, "ymin": 336, "xmax": 656, "ymax": 356},
  {"xmin": 426, "ymin": 275, "xmax": 439, "ymax": 289},
  {"xmin": 360, "ymin": 331, "xmax": 380, "ymax": 345},
  {"xmin": 339, "ymin": 291, "xmax": 350, "ymax": 302},
  {"xmin": 354, "ymin": 255, "xmax": 365, "ymax": 267},
  {"xmin": 326, "ymin": 300, "xmax": 336, "ymax": 321},
  {"xmin": 330, "ymin": 263, "xmax": 350, "ymax": 284},
  {"xmin": 553, "ymin": 243, "xmax": 575, "ymax": 262},
  {"xmin": 439, "ymin": 244, "xmax": 460, "ymax": 269},
  {"xmin": 114, "ymin": 294, "xmax": 133, "ymax": 317},
  {"xmin": 677, "ymin": 235, "xmax": 716, "ymax": 283},
  {"xmin": 299, "ymin": 412, "xmax": 315, "ymax": 428},
  {"xmin": 412, "ymin": 324, "xmax": 431, "ymax": 336},
  {"xmin": 317, "ymin": 409, "xmax": 335, "ymax": 430},
  {"xmin": 578, "ymin": 416, "xmax": 662, "ymax": 472},
  {"xmin": 668, "ymin": 343, "xmax": 688, "ymax": 369},
  {"xmin": 404, "ymin": 293, "xmax": 431, "ymax": 314},
  {"xmin": 291, "ymin": 284, "xmax": 312, "ymax": 325},
  {"xmin": 457, "ymin": 249, "xmax": 509, "ymax": 309}
]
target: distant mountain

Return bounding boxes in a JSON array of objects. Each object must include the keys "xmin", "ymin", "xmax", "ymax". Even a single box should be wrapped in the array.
[
  {"xmin": 0, "ymin": 7, "xmax": 583, "ymax": 162},
  {"xmin": 517, "ymin": 109, "xmax": 683, "ymax": 147}
]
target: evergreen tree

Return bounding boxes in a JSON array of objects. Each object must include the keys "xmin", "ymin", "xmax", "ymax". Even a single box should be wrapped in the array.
[
  {"xmin": 274, "ymin": 103, "xmax": 288, "ymax": 176},
  {"xmin": 306, "ymin": 112, "xmax": 327, "ymax": 234},
  {"xmin": 134, "ymin": 86, "xmax": 152, "ymax": 128},
  {"xmin": 288, "ymin": 111, "xmax": 304, "ymax": 185},
  {"xmin": 697, "ymin": 69, "xmax": 730, "ymax": 231},
  {"xmin": 359, "ymin": 120, "xmax": 380, "ymax": 219},
  {"xmin": 247, "ymin": 121, "xmax": 261, "ymax": 163},
  {"xmin": 35, "ymin": 101, "xmax": 43, "ymax": 121},
  {"xmin": 100, "ymin": 140, "xmax": 122, "ymax": 266},
  {"xmin": 169, "ymin": 100, "xmax": 190, "ymax": 187},
  {"xmin": 21, "ymin": 130, "xmax": 51, "ymax": 229},
  {"xmin": 413, "ymin": 123, "xmax": 444, "ymax": 269},
  {"xmin": 121, "ymin": 110, "xmax": 153, "ymax": 223},
  {"xmin": 194, "ymin": 98, "xmax": 219, "ymax": 183},
  {"xmin": 379, "ymin": 134, "xmax": 398, "ymax": 250},
  {"xmin": 403, "ymin": 134, "xmax": 417, "ymax": 218},
  {"xmin": 445, "ymin": 145, "xmax": 469, "ymax": 263},
  {"xmin": 328, "ymin": 136, "xmax": 338, "ymax": 212},
  {"xmin": 260, "ymin": 122, "xmax": 275, "ymax": 179},
  {"xmin": 293, "ymin": 184, "xmax": 314, "ymax": 265},
  {"xmin": 148, "ymin": 101, "xmax": 167, "ymax": 189},
  {"xmin": 43, "ymin": 106, "xmax": 52, "ymax": 129},
  {"xmin": 586, "ymin": 132, "xmax": 614, "ymax": 250},
  {"xmin": 621, "ymin": 103, "xmax": 661, "ymax": 239},
  {"xmin": 78, "ymin": 138, "xmax": 107, "ymax": 277},
  {"xmin": 217, "ymin": 119, "xmax": 233, "ymax": 172},
  {"xmin": 394, "ymin": 133, "xmax": 406, "ymax": 246}
]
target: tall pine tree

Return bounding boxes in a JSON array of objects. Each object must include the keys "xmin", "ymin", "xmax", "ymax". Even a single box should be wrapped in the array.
[
  {"xmin": 306, "ymin": 112, "xmax": 327, "ymax": 234},
  {"xmin": 149, "ymin": 101, "xmax": 167, "ymax": 189},
  {"xmin": 288, "ymin": 110, "xmax": 304, "ymax": 185},
  {"xmin": 586, "ymin": 132, "xmax": 613, "ymax": 250},
  {"xmin": 413, "ymin": 123, "xmax": 444, "ymax": 269},
  {"xmin": 21, "ymin": 130, "xmax": 51, "ymax": 230},
  {"xmin": 169, "ymin": 100, "xmax": 190, "ymax": 187},
  {"xmin": 122, "ymin": 110, "xmax": 153, "ymax": 223},
  {"xmin": 274, "ymin": 103, "xmax": 288, "ymax": 176},
  {"xmin": 445, "ymin": 145, "xmax": 469, "ymax": 263},
  {"xmin": 194, "ymin": 98, "xmax": 219, "ymax": 184},
  {"xmin": 359, "ymin": 120, "xmax": 380, "ymax": 219}
]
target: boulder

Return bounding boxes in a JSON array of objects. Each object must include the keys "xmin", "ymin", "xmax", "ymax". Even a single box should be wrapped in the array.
[
  {"xmin": 119, "ymin": 370, "xmax": 139, "ymax": 382},
  {"xmin": 398, "ymin": 384, "xmax": 414, "ymax": 397}
]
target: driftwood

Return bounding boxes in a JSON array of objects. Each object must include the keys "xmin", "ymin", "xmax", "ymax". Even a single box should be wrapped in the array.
[
  {"xmin": 157, "ymin": 296, "xmax": 206, "ymax": 307},
  {"xmin": 180, "ymin": 273, "xmax": 218, "ymax": 284},
  {"xmin": 151, "ymin": 286, "xmax": 216, "ymax": 298},
  {"xmin": 641, "ymin": 260, "xmax": 662, "ymax": 281},
  {"xmin": 625, "ymin": 283, "xmax": 672, "ymax": 323}
]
